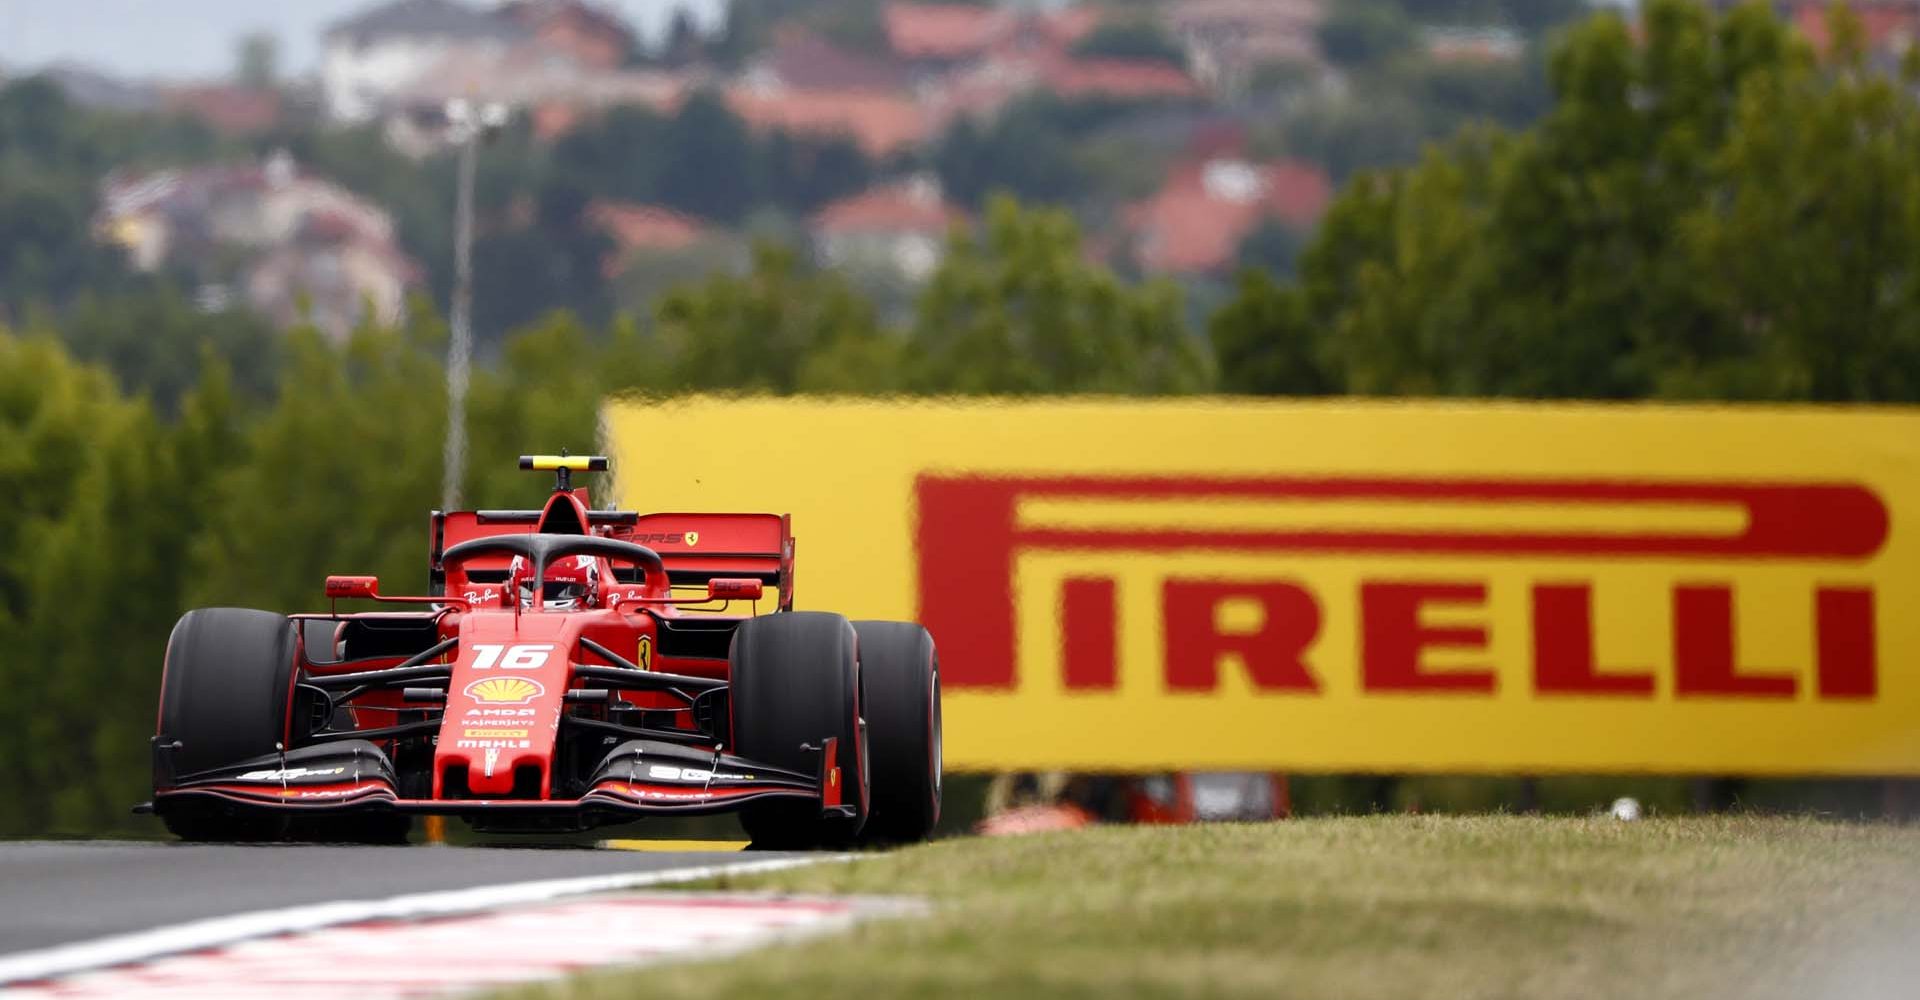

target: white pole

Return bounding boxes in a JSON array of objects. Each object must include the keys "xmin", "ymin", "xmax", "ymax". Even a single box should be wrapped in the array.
[{"xmin": 441, "ymin": 128, "xmax": 477, "ymax": 513}]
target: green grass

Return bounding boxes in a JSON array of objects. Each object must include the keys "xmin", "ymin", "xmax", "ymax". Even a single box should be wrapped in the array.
[{"xmin": 500, "ymin": 816, "xmax": 1920, "ymax": 1000}]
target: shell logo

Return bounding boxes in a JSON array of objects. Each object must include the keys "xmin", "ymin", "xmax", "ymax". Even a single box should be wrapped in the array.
[{"xmin": 464, "ymin": 677, "xmax": 545, "ymax": 706}]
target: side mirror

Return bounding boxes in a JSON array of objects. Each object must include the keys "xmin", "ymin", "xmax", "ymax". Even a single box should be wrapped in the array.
[
  {"xmin": 325, "ymin": 575, "xmax": 381, "ymax": 600},
  {"xmin": 707, "ymin": 578, "xmax": 764, "ymax": 602}
]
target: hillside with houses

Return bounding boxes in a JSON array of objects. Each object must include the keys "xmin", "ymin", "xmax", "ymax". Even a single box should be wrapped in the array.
[{"xmin": 6, "ymin": 0, "xmax": 1920, "ymax": 350}]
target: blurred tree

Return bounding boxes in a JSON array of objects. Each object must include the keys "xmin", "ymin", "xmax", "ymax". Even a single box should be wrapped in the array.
[
  {"xmin": 654, "ymin": 242, "xmax": 902, "ymax": 392},
  {"xmin": 549, "ymin": 96, "xmax": 871, "ymax": 225},
  {"xmin": 1209, "ymin": 270, "xmax": 1333, "ymax": 395},
  {"xmin": 49, "ymin": 285, "xmax": 281, "ymax": 412},
  {"xmin": 934, "ymin": 96, "xmax": 1102, "ymax": 208},
  {"xmin": 190, "ymin": 314, "xmax": 448, "ymax": 611},
  {"xmin": 1278, "ymin": 91, "xmax": 1428, "ymax": 182},
  {"xmin": 908, "ymin": 196, "xmax": 1212, "ymax": 394},
  {"xmin": 610, "ymin": 234, "xmax": 752, "ymax": 315},
  {"xmin": 656, "ymin": 90, "xmax": 760, "ymax": 223},
  {"xmin": 1670, "ymin": 3, "xmax": 1920, "ymax": 400},
  {"xmin": 1223, "ymin": 0, "xmax": 1920, "ymax": 404},
  {"xmin": 1234, "ymin": 217, "xmax": 1311, "ymax": 278},
  {"xmin": 1318, "ymin": 1, "xmax": 1419, "ymax": 69},
  {"xmin": 0, "ymin": 332, "xmax": 229, "ymax": 833},
  {"xmin": 472, "ymin": 183, "xmax": 617, "ymax": 345},
  {"xmin": 235, "ymin": 33, "xmax": 280, "ymax": 90},
  {"xmin": 1072, "ymin": 19, "xmax": 1189, "ymax": 68},
  {"xmin": 464, "ymin": 310, "xmax": 638, "ymax": 509}
]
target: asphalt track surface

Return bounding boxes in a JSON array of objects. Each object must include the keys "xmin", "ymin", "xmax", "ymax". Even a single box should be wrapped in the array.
[{"xmin": 0, "ymin": 841, "xmax": 787, "ymax": 956}]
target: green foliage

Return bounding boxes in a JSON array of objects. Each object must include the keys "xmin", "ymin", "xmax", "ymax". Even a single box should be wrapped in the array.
[
  {"xmin": 48, "ymin": 285, "xmax": 281, "ymax": 412},
  {"xmin": 234, "ymin": 33, "xmax": 279, "ymax": 90},
  {"xmin": 933, "ymin": 94, "xmax": 1149, "ymax": 209},
  {"xmin": 1071, "ymin": 19, "xmax": 1189, "ymax": 68},
  {"xmin": 1274, "ymin": 35, "xmax": 1552, "ymax": 183},
  {"xmin": 1219, "ymin": 0, "xmax": 1920, "ymax": 404},
  {"xmin": 550, "ymin": 93, "xmax": 873, "ymax": 226},
  {"xmin": 654, "ymin": 243, "xmax": 900, "ymax": 393},
  {"xmin": 909, "ymin": 196, "xmax": 1211, "ymax": 394},
  {"xmin": 1318, "ymin": 1, "xmax": 1419, "ymax": 69},
  {"xmin": 1234, "ymin": 217, "xmax": 1311, "ymax": 278},
  {"xmin": 0, "ymin": 334, "xmax": 224, "ymax": 833},
  {"xmin": 190, "ymin": 316, "xmax": 449, "ymax": 611},
  {"xmin": 1208, "ymin": 270, "xmax": 1332, "ymax": 395}
]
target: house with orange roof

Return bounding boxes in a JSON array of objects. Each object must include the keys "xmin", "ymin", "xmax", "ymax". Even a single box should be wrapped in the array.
[
  {"xmin": 588, "ymin": 201, "xmax": 708, "ymax": 276},
  {"xmin": 1124, "ymin": 156, "xmax": 1330, "ymax": 276},
  {"xmin": 1791, "ymin": 0, "xmax": 1920, "ymax": 59},
  {"xmin": 1043, "ymin": 57, "xmax": 1204, "ymax": 101},
  {"xmin": 500, "ymin": 0, "xmax": 637, "ymax": 70},
  {"xmin": 744, "ymin": 26, "xmax": 913, "ymax": 94},
  {"xmin": 158, "ymin": 85, "xmax": 284, "ymax": 135},
  {"xmin": 812, "ymin": 177, "xmax": 968, "ymax": 281},
  {"xmin": 884, "ymin": 2, "xmax": 1099, "ymax": 70},
  {"xmin": 725, "ymin": 87, "xmax": 933, "ymax": 158}
]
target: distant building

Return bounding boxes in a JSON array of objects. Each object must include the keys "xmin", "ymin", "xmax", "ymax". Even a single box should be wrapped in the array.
[
  {"xmin": 1166, "ymin": 0, "xmax": 1323, "ymax": 97},
  {"xmin": 743, "ymin": 27, "xmax": 913, "ymax": 95},
  {"xmin": 500, "ymin": 0, "xmax": 638, "ymax": 69},
  {"xmin": 322, "ymin": 0, "xmax": 527, "ymax": 122},
  {"xmin": 1125, "ymin": 155, "xmax": 1330, "ymax": 276},
  {"xmin": 159, "ymin": 84, "xmax": 284, "ymax": 134},
  {"xmin": 883, "ymin": 2, "xmax": 1099, "ymax": 74},
  {"xmin": 97, "ymin": 153, "xmax": 419, "ymax": 339},
  {"xmin": 1423, "ymin": 25, "xmax": 1525, "ymax": 64},
  {"xmin": 1790, "ymin": 0, "xmax": 1920, "ymax": 61},
  {"xmin": 725, "ymin": 86, "xmax": 933, "ymax": 158},
  {"xmin": 885, "ymin": 2, "xmax": 1201, "ymax": 124},
  {"xmin": 812, "ymin": 177, "xmax": 967, "ymax": 282},
  {"xmin": 589, "ymin": 200, "xmax": 708, "ymax": 274}
]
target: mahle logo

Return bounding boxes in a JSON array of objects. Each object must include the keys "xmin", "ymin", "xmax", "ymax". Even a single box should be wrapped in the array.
[{"xmin": 464, "ymin": 677, "xmax": 545, "ymax": 705}]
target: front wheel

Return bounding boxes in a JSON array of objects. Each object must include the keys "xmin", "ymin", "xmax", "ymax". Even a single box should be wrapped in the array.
[
  {"xmin": 154, "ymin": 608, "xmax": 296, "ymax": 842},
  {"xmin": 730, "ymin": 612, "xmax": 868, "ymax": 849}
]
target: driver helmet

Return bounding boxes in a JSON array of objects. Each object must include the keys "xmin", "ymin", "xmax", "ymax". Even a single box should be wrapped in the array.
[{"xmin": 511, "ymin": 554, "xmax": 600, "ymax": 610}]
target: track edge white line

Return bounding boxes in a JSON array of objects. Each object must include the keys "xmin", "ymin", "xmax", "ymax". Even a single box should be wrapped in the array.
[{"xmin": 0, "ymin": 853, "xmax": 849, "ymax": 986}]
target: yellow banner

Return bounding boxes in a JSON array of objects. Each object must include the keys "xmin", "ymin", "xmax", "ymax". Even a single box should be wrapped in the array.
[{"xmin": 606, "ymin": 398, "xmax": 1920, "ymax": 775}]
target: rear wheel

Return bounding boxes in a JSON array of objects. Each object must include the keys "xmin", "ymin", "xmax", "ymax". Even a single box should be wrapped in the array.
[
  {"xmin": 852, "ymin": 621, "xmax": 942, "ymax": 845},
  {"xmin": 155, "ymin": 608, "xmax": 296, "ymax": 842},
  {"xmin": 730, "ymin": 612, "xmax": 868, "ymax": 849}
]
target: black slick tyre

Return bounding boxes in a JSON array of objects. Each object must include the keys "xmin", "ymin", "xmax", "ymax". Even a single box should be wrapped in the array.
[
  {"xmin": 851, "ymin": 621, "xmax": 942, "ymax": 845},
  {"xmin": 155, "ymin": 608, "xmax": 296, "ymax": 842},
  {"xmin": 729, "ymin": 611, "xmax": 868, "ymax": 849}
]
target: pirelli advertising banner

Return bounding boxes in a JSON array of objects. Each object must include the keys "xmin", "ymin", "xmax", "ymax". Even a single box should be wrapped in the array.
[{"xmin": 606, "ymin": 398, "xmax": 1920, "ymax": 776}]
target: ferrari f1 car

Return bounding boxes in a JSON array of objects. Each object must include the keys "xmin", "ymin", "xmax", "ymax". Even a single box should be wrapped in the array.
[{"xmin": 143, "ymin": 455, "xmax": 942, "ymax": 847}]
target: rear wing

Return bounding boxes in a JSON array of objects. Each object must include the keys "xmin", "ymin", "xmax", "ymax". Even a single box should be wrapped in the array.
[{"xmin": 431, "ymin": 509, "xmax": 794, "ymax": 610}]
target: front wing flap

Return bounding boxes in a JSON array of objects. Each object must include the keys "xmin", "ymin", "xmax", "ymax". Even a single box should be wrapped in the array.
[{"xmin": 150, "ymin": 738, "xmax": 841, "ymax": 822}]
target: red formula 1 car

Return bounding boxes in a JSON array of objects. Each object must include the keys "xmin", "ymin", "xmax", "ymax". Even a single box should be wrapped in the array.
[{"xmin": 143, "ymin": 455, "xmax": 942, "ymax": 847}]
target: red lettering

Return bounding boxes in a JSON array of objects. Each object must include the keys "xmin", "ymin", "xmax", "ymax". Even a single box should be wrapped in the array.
[
  {"xmin": 1673, "ymin": 585, "xmax": 1795, "ymax": 698},
  {"xmin": 1532, "ymin": 584, "xmax": 1655, "ymax": 696},
  {"xmin": 1816, "ymin": 587, "xmax": 1876, "ymax": 699},
  {"xmin": 1361, "ymin": 582, "xmax": 1494, "ymax": 692},
  {"xmin": 1163, "ymin": 580, "xmax": 1320, "ymax": 692},
  {"xmin": 1060, "ymin": 578, "xmax": 1118, "ymax": 690}
]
